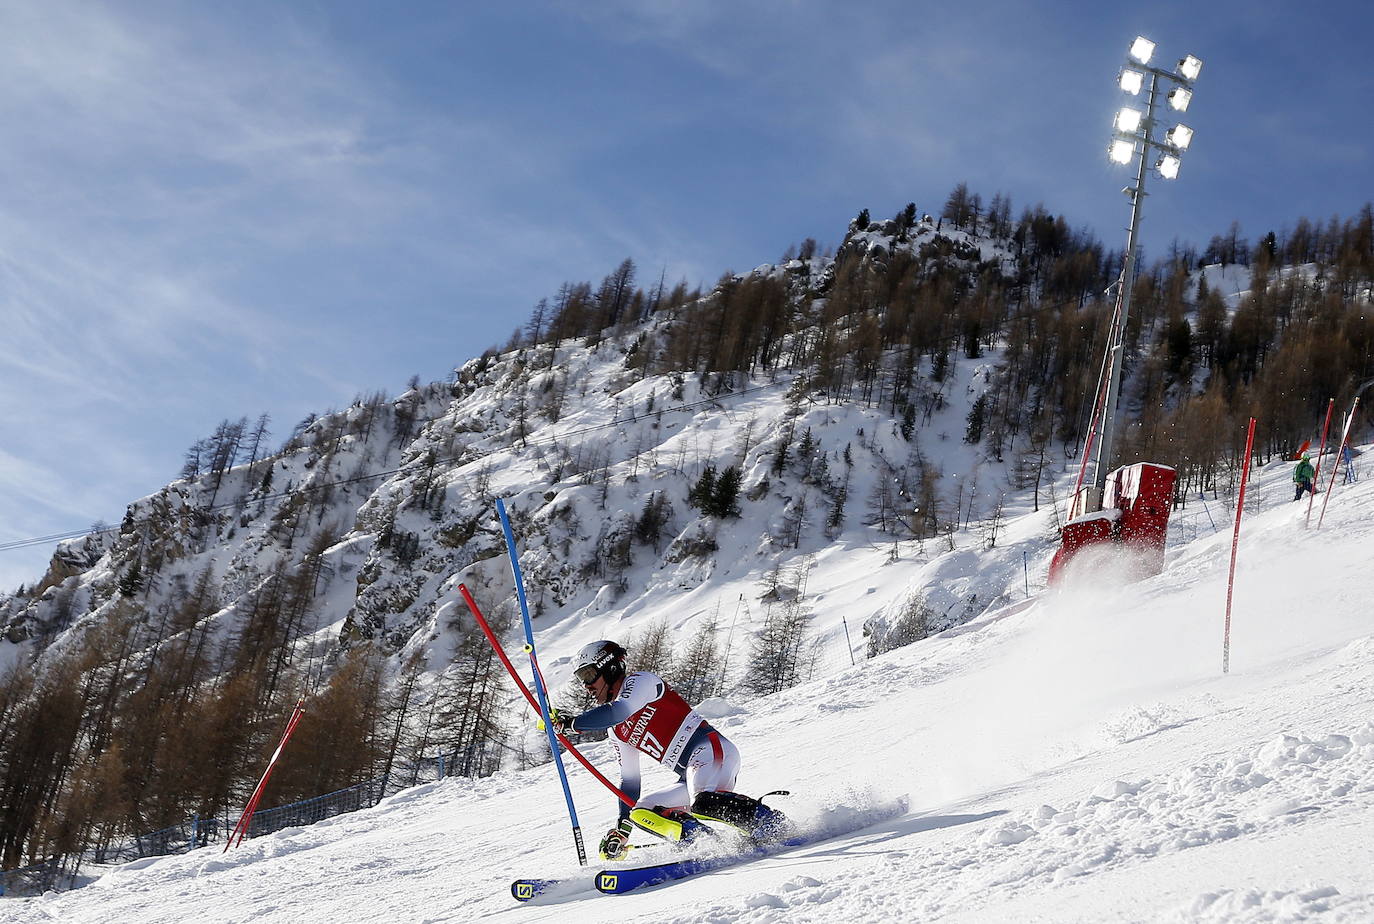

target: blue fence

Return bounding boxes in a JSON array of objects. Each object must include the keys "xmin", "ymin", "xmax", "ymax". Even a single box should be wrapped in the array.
[
  {"xmin": 0, "ymin": 859, "xmax": 71, "ymax": 897},
  {"xmin": 245, "ymin": 776, "xmax": 388, "ymax": 840},
  {"xmin": 89, "ymin": 815, "xmax": 229, "ymax": 867}
]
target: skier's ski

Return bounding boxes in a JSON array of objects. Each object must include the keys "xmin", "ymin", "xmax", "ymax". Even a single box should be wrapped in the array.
[
  {"xmin": 591, "ymin": 837, "xmax": 801, "ymax": 894},
  {"xmin": 510, "ymin": 842, "xmax": 671, "ymax": 901},
  {"xmin": 512, "ymin": 834, "xmax": 781, "ymax": 902},
  {"xmin": 597, "ymin": 797, "xmax": 907, "ymax": 895},
  {"xmin": 511, "ymin": 878, "xmax": 556, "ymax": 902}
]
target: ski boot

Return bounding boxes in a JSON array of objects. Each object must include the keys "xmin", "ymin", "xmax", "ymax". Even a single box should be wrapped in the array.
[
  {"xmin": 691, "ymin": 790, "xmax": 794, "ymax": 843},
  {"xmin": 628, "ymin": 805, "xmax": 713, "ymax": 845}
]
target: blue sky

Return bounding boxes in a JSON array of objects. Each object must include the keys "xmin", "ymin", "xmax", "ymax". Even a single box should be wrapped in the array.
[{"xmin": 2, "ymin": 0, "xmax": 1370, "ymax": 590}]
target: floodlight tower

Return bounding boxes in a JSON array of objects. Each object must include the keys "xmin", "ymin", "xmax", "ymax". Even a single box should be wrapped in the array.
[{"xmin": 1089, "ymin": 37, "xmax": 1202, "ymax": 509}]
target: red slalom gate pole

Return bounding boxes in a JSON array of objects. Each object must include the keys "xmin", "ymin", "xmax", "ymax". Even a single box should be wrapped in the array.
[
  {"xmin": 225, "ymin": 698, "xmax": 307, "ymax": 850},
  {"xmin": 1223, "ymin": 417, "xmax": 1257, "ymax": 675},
  {"xmin": 1305, "ymin": 398, "xmax": 1335, "ymax": 527},
  {"xmin": 457, "ymin": 584, "xmax": 635, "ymax": 808},
  {"xmin": 1317, "ymin": 397, "xmax": 1360, "ymax": 529}
]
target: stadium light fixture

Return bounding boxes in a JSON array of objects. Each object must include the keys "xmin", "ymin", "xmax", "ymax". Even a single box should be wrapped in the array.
[
  {"xmin": 1109, "ymin": 139, "xmax": 1135, "ymax": 164},
  {"xmin": 1115, "ymin": 107, "xmax": 1144, "ymax": 132},
  {"xmin": 1157, "ymin": 154, "xmax": 1181, "ymax": 179},
  {"xmin": 1106, "ymin": 36, "xmax": 1202, "ymax": 180}
]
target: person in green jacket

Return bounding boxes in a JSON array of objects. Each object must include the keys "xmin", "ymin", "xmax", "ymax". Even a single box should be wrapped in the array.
[{"xmin": 1294, "ymin": 452, "xmax": 1316, "ymax": 501}]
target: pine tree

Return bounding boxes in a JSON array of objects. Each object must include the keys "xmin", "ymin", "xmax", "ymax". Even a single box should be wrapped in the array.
[
  {"xmin": 826, "ymin": 469, "xmax": 850, "ymax": 535},
  {"xmin": 770, "ymin": 420, "xmax": 795, "ymax": 477},
  {"xmin": 525, "ymin": 297, "xmax": 549, "ymax": 346},
  {"xmin": 709, "ymin": 466, "xmax": 742, "ymax": 518},
  {"xmin": 180, "ymin": 438, "xmax": 210, "ymax": 482},
  {"xmin": 634, "ymin": 492, "xmax": 672, "ymax": 550},
  {"xmin": 688, "ymin": 465, "xmax": 717, "ymax": 511},
  {"xmin": 118, "ymin": 560, "xmax": 145, "ymax": 597},
  {"xmin": 965, "ymin": 394, "xmax": 987, "ymax": 444},
  {"xmin": 628, "ymin": 617, "xmax": 674, "ymax": 678},
  {"xmin": 795, "ymin": 427, "xmax": 816, "ymax": 471},
  {"xmin": 669, "ymin": 613, "xmax": 723, "ymax": 703},
  {"xmin": 739, "ymin": 595, "xmax": 812, "ymax": 698},
  {"xmin": 941, "ymin": 182, "xmax": 972, "ymax": 230},
  {"xmin": 895, "ymin": 202, "xmax": 917, "ymax": 241},
  {"xmin": 430, "ymin": 629, "xmax": 510, "ymax": 779},
  {"xmin": 271, "ymin": 646, "xmax": 386, "ymax": 801},
  {"xmin": 244, "ymin": 414, "xmax": 272, "ymax": 469}
]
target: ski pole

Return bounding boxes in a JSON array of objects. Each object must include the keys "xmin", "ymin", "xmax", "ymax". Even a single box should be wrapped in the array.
[
  {"xmin": 496, "ymin": 499, "xmax": 587, "ymax": 865},
  {"xmin": 458, "ymin": 583, "xmax": 634, "ymax": 807}
]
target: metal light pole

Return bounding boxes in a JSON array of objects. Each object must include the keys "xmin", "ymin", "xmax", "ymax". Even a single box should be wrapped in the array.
[
  {"xmin": 1090, "ymin": 37, "xmax": 1202, "ymax": 507},
  {"xmin": 1093, "ymin": 77, "xmax": 1156, "ymax": 501}
]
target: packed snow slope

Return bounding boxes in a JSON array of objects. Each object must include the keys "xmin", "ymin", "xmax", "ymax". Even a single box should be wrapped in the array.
[{"xmin": 7, "ymin": 455, "xmax": 1374, "ymax": 923}]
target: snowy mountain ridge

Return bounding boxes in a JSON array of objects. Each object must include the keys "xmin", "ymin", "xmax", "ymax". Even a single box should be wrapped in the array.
[{"xmin": 1, "ymin": 215, "xmax": 1021, "ymax": 689}]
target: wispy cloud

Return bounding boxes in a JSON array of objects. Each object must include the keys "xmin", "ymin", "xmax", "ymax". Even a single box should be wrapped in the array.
[
  {"xmin": 0, "ymin": 2, "xmax": 411, "ymax": 585},
  {"xmin": 0, "ymin": 4, "xmax": 378, "ymax": 383}
]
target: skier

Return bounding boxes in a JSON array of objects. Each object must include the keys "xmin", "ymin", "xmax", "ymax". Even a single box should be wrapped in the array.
[
  {"xmin": 548, "ymin": 640, "xmax": 784, "ymax": 859},
  {"xmin": 1294, "ymin": 451, "xmax": 1317, "ymax": 501}
]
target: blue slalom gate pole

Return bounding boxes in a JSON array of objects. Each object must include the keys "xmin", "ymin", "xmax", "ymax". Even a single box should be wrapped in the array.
[{"xmin": 496, "ymin": 497, "xmax": 587, "ymax": 865}]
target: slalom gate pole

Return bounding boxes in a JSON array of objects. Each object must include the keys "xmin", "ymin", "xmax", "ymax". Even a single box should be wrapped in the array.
[
  {"xmin": 1222, "ymin": 417, "xmax": 1256, "ymax": 675},
  {"xmin": 1317, "ymin": 397, "xmax": 1359, "ymax": 529},
  {"xmin": 1305, "ymin": 398, "xmax": 1336, "ymax": 527},
  {"xmin": 495, "ymin": 498, "xmax": 587, "ymax": 865},
  {"xmin": 225, "ymin": 698, "xmax": 306, "ymax": 850},
  {"xmin": 457, "ymin": 583, "xmax": 634, "ymax": 807}
]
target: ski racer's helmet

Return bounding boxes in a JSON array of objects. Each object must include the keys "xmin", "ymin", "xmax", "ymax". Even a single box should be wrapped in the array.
[
  {"xmin": 1302, "ymin": 452, "xmax": 1311, "ymax": 461},
  {"xmin": 574, "ymin": 640, "xmax": 627, "ymax": 687}
]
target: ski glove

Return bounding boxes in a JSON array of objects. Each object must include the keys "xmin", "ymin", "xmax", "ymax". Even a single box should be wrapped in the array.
[
  {"xmin": 599, "ymin": 819, "xmax": 634, "ymax": 860},
  {"xmin": 537, "ymin": 708, "xmax": 576, "ymax": 735}
]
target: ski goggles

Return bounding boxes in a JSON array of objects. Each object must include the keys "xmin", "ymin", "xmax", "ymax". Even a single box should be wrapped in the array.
[{"xmin": 575, "ymin": 664, "xmax": 602, "ymax": 685}]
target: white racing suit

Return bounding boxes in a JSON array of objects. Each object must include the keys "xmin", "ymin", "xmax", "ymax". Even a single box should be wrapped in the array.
[{"xmin": 572, "ymin": 670, "xmax": 739, "ymax": 821}]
